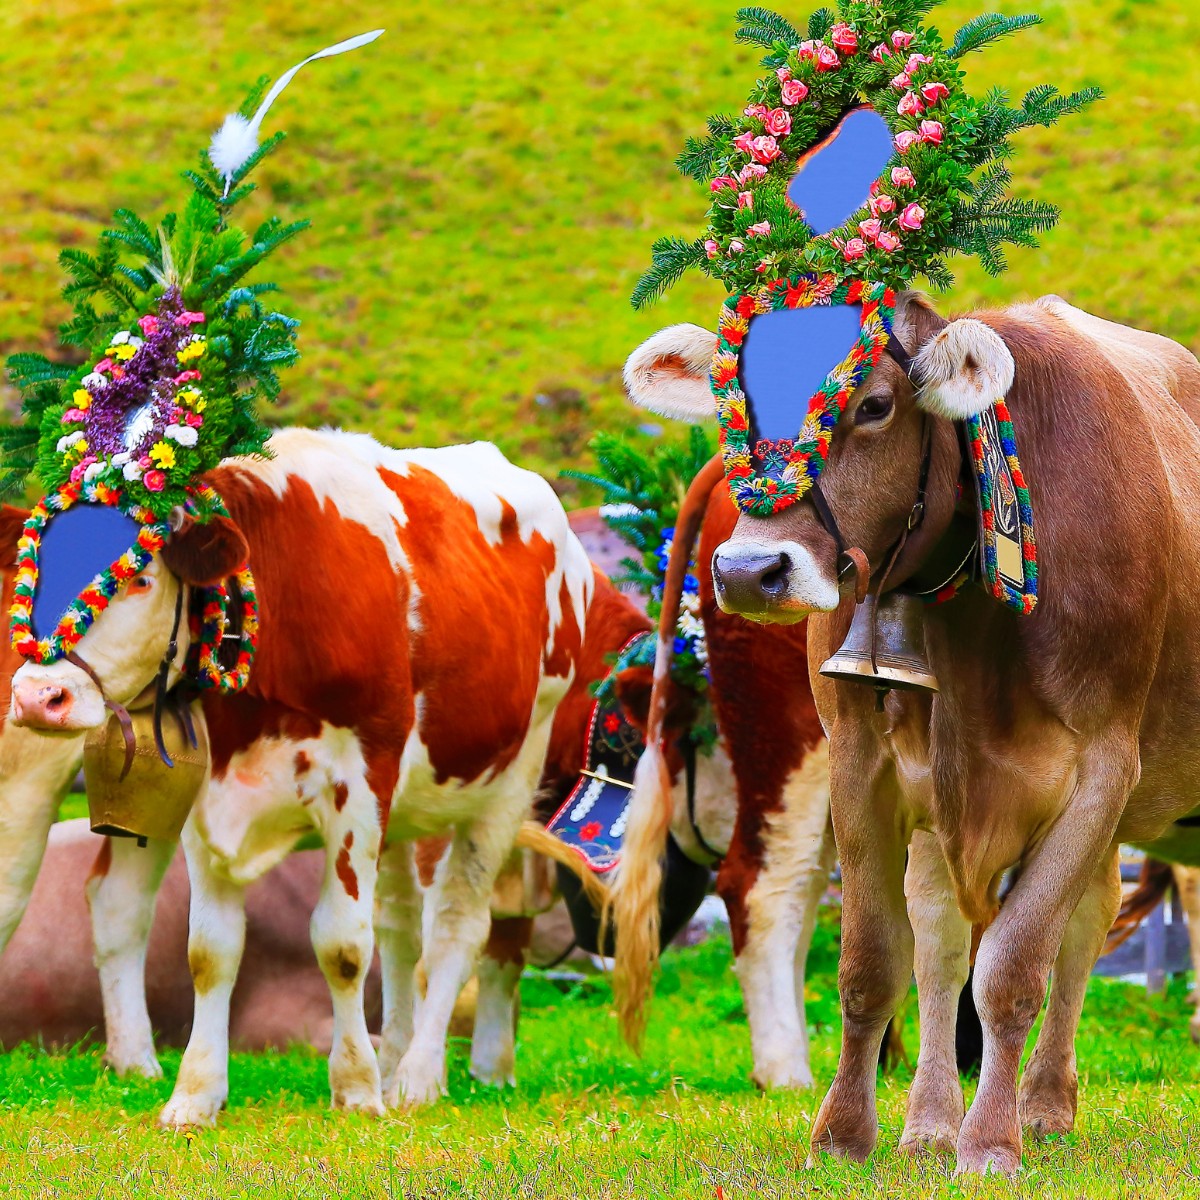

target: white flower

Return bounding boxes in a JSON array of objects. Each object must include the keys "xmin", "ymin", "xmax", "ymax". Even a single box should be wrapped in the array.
[
  {"xmin": 109, "ymin": 330, "xmax": 130, "ymax": 345},
  {"xmin": 56, "ymin": 431, "xmax": 84, "ymax": 453},
  {"xmin": 83, "ymin": 461, "xmax": 106, "ymax": 483},
  {"xmin": 122, "ymin": 461, "xmax": 144, "ymax": 483},
  {"xmin": 81, "ymin": 372, "xmax": 107, "ymax": 389},
  {"xmin": 128, "ymin": 335, "xmax": 144, "ymax": 350},
  {"xmin": 111, "ymin": 451, "xmax": 131, "ymax": 467},
  {"xmin": 164, "ymin": 424, "xmax": 199, "ymax": 447}
]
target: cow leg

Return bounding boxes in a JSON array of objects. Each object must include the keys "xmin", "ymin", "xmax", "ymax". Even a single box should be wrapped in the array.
[
  {"xmin": 721, "ymin": 748, "xmax": 833, "ymax": 1091},
  {"xmin": 470, "ymin": 916, "xmax": 532, "ymax": 1087},
  {"xmin": 311, "ymin": 798, "xmax": 384, "ymax": 1115},
  {"xmin": 808, "ymin": 743, "xmax": 913, "ymax": 1163},
  {"xmin": 899, "ymin": 830, "xmax": 971, "ymax": 1155},
  {"xmin": 957, "ymin": 742, "xmax": 1134, "ymax": 1176},
  {"xmin": 1172, "ymin": 866, "xmax": 1200, "ymax": 1044},
  {"xmin": 86, "ymin": 835, "xmax": 174, "ymax": 1079},
  {"xmin": 1018, "ymin": 848, "xmax": 1121, "ymax": 1138},
  {"xmin": 160, "ymin": 822, "xmax": 246, "ymax": 1128},
  {"xmin": 375, "ymin": 838, "xmax": 423, "ymax": 1089},
  {"xmin": 388, "ymin": 805, "xmax": 525, "ymax": 1108}
]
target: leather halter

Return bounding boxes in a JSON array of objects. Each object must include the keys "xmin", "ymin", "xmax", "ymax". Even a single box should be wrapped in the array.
[{"xmin": 66, "ymin": 585, "xmax": 194, "ymax": 781}]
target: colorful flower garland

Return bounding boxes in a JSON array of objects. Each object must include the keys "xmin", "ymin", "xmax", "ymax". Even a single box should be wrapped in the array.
[
  {"xmin": 9, "ymin": 485, "xmax": 170, "ymax": 665},
  {"xmin": 711, "ymin": 278, "xmax": 894, "ymax": 515}
]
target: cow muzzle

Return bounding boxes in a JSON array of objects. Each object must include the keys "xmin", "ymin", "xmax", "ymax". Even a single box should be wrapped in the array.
[
  {"xmin": 711, "ymin": 538, "xmax": 840, "ymax": 622},
  {"xmin": 9, "ymin": 662, "xmax": 106, "ymax": 733}
]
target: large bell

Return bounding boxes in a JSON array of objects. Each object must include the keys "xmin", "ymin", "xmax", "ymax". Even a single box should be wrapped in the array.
[
  {"xmin": 820, "ymin": 590, "xmax": 939, "ymax": 695},
  {"xmin": 84, "ymin": 703, "xmax": 209, "ymax": 843}
]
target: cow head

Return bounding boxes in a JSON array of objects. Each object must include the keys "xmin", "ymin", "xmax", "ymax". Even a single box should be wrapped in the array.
[
  {"xmin": 626, "ymin": 292, "xmax": 1015, "ymax": 623},
  {"xmin": 7, "ymin": 512, "xmax": 248, "ymax": 732}
]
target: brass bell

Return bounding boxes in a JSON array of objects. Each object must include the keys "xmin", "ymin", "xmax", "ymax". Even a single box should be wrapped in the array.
[
  {"xmin": 820, "ymin": 590, "xmax": 939, "ymax": 696},
  {"xmin": 84, "ymin": 703, "xmax": 209, "ymax": 843}
]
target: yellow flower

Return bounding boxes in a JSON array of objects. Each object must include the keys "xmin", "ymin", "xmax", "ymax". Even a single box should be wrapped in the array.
[
  {"xmin": 111, "ymin": 343, "xmax": 137, "ymax": 361},
  {"xmin": 149, "ymin": 442, "xmax": 176, "ymax": 469},
  {"xmin": 72, "ymin": 389, "xmax": 92, "ymax": 410},
  {"xmin": 176, "ymin": 388, "xmax": 201, "ymax": 406},
  {"xmin": 75, "ymin": 439, "xmax": 89, "ymax": 457},
  {"xmin": 177, "ymin": 339, "xmax": 207, "ymax": 363},
  {"xmin": 193, "ymin": 398, "xmax": 207, "ymax": 413}
]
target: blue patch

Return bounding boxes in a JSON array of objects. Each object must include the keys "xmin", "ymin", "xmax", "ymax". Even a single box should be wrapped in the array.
[
  {"xmin": 787, "ymin": 107, "xmax": 895, "ymax": 235},
  {"xmin": 31, "ymin": 505, "xmax": 144, "ymax": 642}
]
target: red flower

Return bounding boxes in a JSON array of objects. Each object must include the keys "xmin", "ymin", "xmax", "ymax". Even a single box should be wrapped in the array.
[
  {"xmin": 579, "ymin": 821, "xmax": 603, "ymax": 842},
  {"xmin": 736, "ymin": 295, "xmax": 757, "ymax": 318},
  {"xmin": 603, "ymin": 713, "xmax": 621, "ymax": 733}
]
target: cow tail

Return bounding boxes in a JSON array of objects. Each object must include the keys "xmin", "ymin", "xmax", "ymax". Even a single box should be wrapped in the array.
[
  {"xmin": 606, "ymin": 453, "xmax": 726, "ymax": 1051},
  {"xmin": 515, "ymin": 820, "xmax": 609, "ymax": 910},
  {"xmin": 1105, "ymin": 857, "xmax": 1173, "ymax": 952}
]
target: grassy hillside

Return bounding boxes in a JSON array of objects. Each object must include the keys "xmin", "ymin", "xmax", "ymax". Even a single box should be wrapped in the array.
[{"xmin": 1, "ymin": 0, "xmax": 1196, "ymax": 493}]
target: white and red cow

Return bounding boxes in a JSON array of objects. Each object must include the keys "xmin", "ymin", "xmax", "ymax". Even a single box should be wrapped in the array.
[{"xmin": 7, "ymin": 428, "xmax": 594, "ymax": 1125}]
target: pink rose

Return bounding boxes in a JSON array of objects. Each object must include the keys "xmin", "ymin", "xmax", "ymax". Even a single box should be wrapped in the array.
[
  {"xmin": 797, "ymin": 40, "xmax": 817, "ymax": 61},
  {"xmin": 921, "ymin": 81, "xmax": 950, "ymax": 105},
  {"xmin": 94, "ymin": 358, "xmax": 113, "ymax": 375},
  {"xmin": 749, "ymin": 135, "xmax": 782, "ymax": 164},
  {"xmin": 842, "ymin": 238, "xmax": 867, "ymax": 261},
  {"xmin": 891, "ymin": 166, "xmax": 917, "ymax": 187},
  {"xmin": 906, "ymin": 53, "xmax": 934, "ymax": 72},
  {"xmin": 891, "ymin": 30, "xmax": 914, "ymax": 50},
  {"xmin": 69, "ymin": 456, "xmax": 97, "ymax": 484},
  {"xmin": 744, "ymin": 103, "xmax": 769, "ymax": 119},
  {"xmin": 763, "ymin": 108, "xmax": 792, "ymax": 137},
  {"xmin": 876, "ymin": 231, "xmax": 901, "ymax": 252},
  {"xmin": 891, "ymin": 72, "xmax": 912, "ymax": 90},
  {"xmin": 138, "ymin": 455, "xmax": 153, "ymax": 470},
  {"xmin": 919, "ymin": 120, "xmax": 944, "ymax": 145},
  {"xmin": 62, "ymin": 408, "xmax": 87, "ymax": 424},
  {"xmin": 185, "ymin": 412, "xmax": 204, "ymax": 428},
  {"xmin": 729, "ymin": 239, "xmax": 746, "ymax": 254},
  {"xmin": 899, "ymin": 202, "xmax": 926, "ymax": 231},
  {"xmin": 898, "ymin": 90, "xmax": 925, "ymax": 117},
  {"xmin": 781, "ymin": 78, "xmax": 809, "ymax": 105},
  {"xmin": 816, "ymin": 45, "xmax": 841, "ymax": 71},
  {"xmin": 858, "ymin": 218, "xmax": 883, "ymax": 242},
  {"xmin": 174, "ymin": 370, "xmax": 202, "ymax": 383},
  {"xmin": 776, "ymin": 65, "xmax": 792, "ymax": 82},
  {"xmin": 737, "ymin": 191, "xmax": 754, "ymax": 209},
  {"xmin": 829, "ymin": 23, "xmax": 858, "ymax": 54},
  {"xmin": 732, "ymin": 131, "xmax": 756, "ymax": 154},
  {"xmin": 138, "ymin": 315, "xmax": 159, "ymax": 335},
  {"xmin": 895, "ymin": 130, "xmax": 920, "ymax": 153},
  {"xmin": 176, "ymin": 311, "xmax": 206, "ymax": 326},
  {"xmin": 711, "ymin": 174, "xmax": 739, "ymax": 193},
  {"xmin": 747, "ymin": 221, "xmax": 772, "ymax": 237},
  {"xmin": 705, "ymin": 239, "xmax": 720, "ymax": 259},
  {"xmin": 739, "ymin": 162, "xmax": 768, "ymax": 183},
  {"xmin": 870, "ymin": 194, "xmax": 896, "ymax": 216},
  {"xmin": 143, "ymin": 470, "xmax": 167, "ymax": 493},
  {"xmin": 870, "ymin": 44, "xmax": 890, "ymax": 64}
]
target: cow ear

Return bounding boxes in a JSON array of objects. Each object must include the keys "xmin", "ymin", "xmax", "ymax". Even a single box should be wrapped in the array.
[
  {"xmin": 161, "ymin": 514, "xmax": 250, "ymax": 586},
  {"xmin": 912, "ymin": 317, "xmax": 1015, "ymax": 420},
  {"xmin": 0, "ymin": 505, "xmax": 31, "ymax": 569},
  {"xmin": 893, "ymin": 290, "xmax": 948, "ymax": 356},
  {"xmin": 624, "ymin": 324, "xmax": 719, "ymax": 424}
]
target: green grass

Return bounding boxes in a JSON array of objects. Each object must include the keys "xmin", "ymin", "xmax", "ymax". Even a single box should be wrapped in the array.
[
  {"xmin": 1, "ymin": 0, "xmax": 1198, "ymax": 495},
  {"xmin": 1, "ymin": 921, "xmax": 1198, "ymax": 1197}
]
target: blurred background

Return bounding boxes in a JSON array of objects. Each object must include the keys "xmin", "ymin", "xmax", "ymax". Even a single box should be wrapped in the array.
[{"xmin": 0, "ymin": 0, "xmax": 1194, "ymax": 494}]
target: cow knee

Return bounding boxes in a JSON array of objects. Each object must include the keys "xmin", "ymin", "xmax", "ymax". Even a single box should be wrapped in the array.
[
  {"xmin": 974, "ymin": 946, "xmax": 1045, "ymax": 1045},
  {"xmin": 189, "ymin": 941, "xmax": 236, "ymax": 995},
  {"xmin": 317, "ymin": 939, "xmax": 370, "ymax": 991}
]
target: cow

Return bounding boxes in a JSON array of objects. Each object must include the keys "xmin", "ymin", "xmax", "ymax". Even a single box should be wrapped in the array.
[
  {"xmin": 7, "ymin": 428, "xmax": 596, "ymax": 1126},
  {"xmin": 625, "ymin": 292, "xmax": 1200, "ymax": 1174}
]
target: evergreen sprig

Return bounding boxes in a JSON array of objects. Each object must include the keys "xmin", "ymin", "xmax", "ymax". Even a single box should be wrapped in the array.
[{"xmin": 949, "ymin": 12, "xmax": 1041, "ymax": 58}]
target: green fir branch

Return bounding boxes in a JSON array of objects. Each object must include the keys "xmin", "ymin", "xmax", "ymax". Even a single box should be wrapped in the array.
[
  {"xmin": 631, "ymin": 237, "xmax": 708, "ymax": 309},
  {"xmin": 949, "ymin": 12, "xmax": 1041, "ymax": 58},
  {"xmin": 734, "ymin": 7, "xmax": 801, "ymax": 49}
]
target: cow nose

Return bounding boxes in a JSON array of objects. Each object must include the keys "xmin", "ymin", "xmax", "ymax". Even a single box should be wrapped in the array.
[
  {"xmin": 10, "ymin": 679, "xmax": 75, "ymax": 729},
  {"xmin": 712, "ymin": 547, "xmax": 792, "ymax": 611}
]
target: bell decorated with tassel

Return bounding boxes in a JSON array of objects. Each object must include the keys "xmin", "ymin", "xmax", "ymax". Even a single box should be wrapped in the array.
[
  {"xmin": 820, "ymin": 591, "xmax": 939, "ymax": 697},
  {"xmin": 84, "ymin": 704, "xmax": 209, "ymax": 844}
]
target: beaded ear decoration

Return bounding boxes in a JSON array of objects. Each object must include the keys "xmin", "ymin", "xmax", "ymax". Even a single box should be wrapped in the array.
[
  {"xmin": 634, "ymin": 2, "xmax": 1099, "ymax": 518},
  {"xmin": 3, "ymin": 31, "xmax": 383, "ymax": 675}
]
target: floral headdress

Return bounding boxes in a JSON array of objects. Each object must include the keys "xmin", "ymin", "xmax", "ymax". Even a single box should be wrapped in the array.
[
  {"xmin": 633, "ymin": 2, "xmax": 1099, "ymax": 516},
  {"xmin": 4, "ymin": 31, "xmax": 383, "ymax": 668}
]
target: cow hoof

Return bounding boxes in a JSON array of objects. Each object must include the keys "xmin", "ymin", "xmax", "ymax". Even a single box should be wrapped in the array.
[
  {"xmin": 332, "ymin": 1089, "xmax": 385, "ymax": 1117},
  {"xmin": 386, "ymin": 1057, "xmax": 446, "ymax": 1109},
  {"xmin": 751, "ymin": 1061, "xmax": 814, "ymax": 1091},
  {"xmin": 1018, "ymin": 1073, "xmax": 1076, "ymax": 1139},
  {"xmin": 469, "ymin": 1062, "xmax": 516, "ymax": 1089},
  {"xmin": 159, "ymin": 1093, "xmax": 224, "ymax": 1129},
  {"xmin": 954, "ymin": 1143, "xmax": 1022, "ymax": 1177},
  {"xmin": 107, "ymin": 1050, "xmax": 164, "ymax": 1081},
  {"xmin": 900, "ymin": 1070, "xmax": 963, "ymax": 1155},
  {"xmin": 898, "ymin": 1128, "xmax": 958, "ymax": 1157}
]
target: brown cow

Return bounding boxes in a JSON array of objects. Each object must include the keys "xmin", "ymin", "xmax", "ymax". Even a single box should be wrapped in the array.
[{"xmin": 627, "ymin": 293, "xmax": 1200, "ymax": 1175}]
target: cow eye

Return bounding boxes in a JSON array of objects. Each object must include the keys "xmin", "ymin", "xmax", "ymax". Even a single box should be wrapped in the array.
[
  {"xmin": 855, "ymin": 393, "xmax": 894, "ymax": 424},
  {"xmin": 130, "ymin": 575, "xmax": 154, "ymax": 592}
]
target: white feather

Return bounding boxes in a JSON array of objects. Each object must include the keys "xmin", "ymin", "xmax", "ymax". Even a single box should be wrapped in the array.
[{"xmin": 208, "ymin": 29, "xmax": 385, "ymax": 191}]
